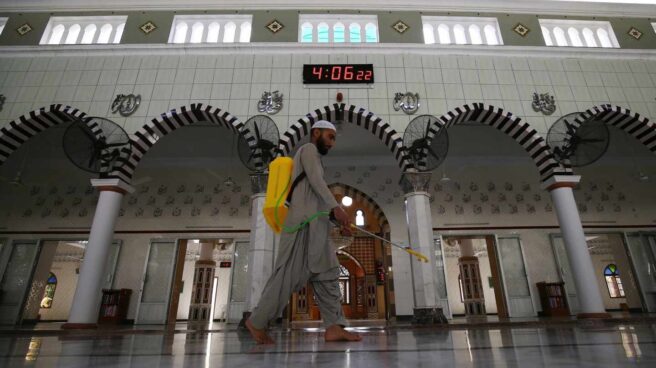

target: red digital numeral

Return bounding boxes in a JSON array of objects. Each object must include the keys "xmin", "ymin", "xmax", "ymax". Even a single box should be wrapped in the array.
[
  {"xmin": 312, "ymin": 66, "xmax": 322, "ymax": 80},
  {"xmin": 344, "ymin": 66, "xmax": 354, "ymax": 80},
  {"xmin": 331, "ymin": 66, "xmax": 342, "ymax": 80},
  {"xmin": 356, "ymin": 70, "xmax": 364, "ymax": 80},
  {"xmin": 364, "ymin": 70, "xmax": 372, "ymax": 80}
]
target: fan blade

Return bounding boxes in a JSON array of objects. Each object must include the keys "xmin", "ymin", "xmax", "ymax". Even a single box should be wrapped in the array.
[
  {"xmin": 424, "ymin": 120, "xmax": 431, "ymax": 139},
  {"xmin": 79, "ymin": 125, "xmax": 97, "ymax": 141},
  {"xmin": 254, "ymin": 123, "xmax": 261, "ymax": 141}
]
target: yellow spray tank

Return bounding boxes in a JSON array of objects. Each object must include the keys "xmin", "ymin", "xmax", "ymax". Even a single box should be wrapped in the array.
[{"xmin": 263, "ymin": 157, "xmax": 293, "ymax": 233}]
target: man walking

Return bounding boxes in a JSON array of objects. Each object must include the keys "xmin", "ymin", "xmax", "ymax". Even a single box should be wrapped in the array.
[{"xmin": 246, "ymin": 120, "xmax": 362, "ymax": 344}]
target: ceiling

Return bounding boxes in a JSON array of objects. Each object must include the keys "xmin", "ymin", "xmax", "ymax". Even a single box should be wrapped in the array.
[{"xmin": 2, "ymin": 0, "xmax": 654, "ymax": 17}]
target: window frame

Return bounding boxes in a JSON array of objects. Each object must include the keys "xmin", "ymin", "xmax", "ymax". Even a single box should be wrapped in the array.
[
  {"xmin": 538, "ymin": 19, "xmax": 620, "ymax": 48},
  {"xmin": 421, "ymin": 16, "xmax": 504, "ymax": 46},
  {"xmin": 39, "ymin": 15, "xmax": 127, "ymax": 45},
  {"xmin": 298, "ymin": 14, "xmax": 379, "ymax": 43},
  {"xmin": 604, "ymin": 263, "xmax": 626, "ymax": 298},
  {"xmin": 167, "ymin": 14, "xmax": 253, "ymax": 44}
]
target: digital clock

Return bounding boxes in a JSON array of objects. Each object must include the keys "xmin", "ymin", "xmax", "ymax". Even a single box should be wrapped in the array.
[{"xmin": 303, "ymin": 64, "xmax": 374, "ymax": 84}]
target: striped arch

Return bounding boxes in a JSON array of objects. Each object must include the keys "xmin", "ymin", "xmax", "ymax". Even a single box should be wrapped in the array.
[
  {"xmin": 566, "ymin": 104, "xmax": 656, "ymax": 154},
  {"xmin": 107, "ymin": 103, "xmax": 255, "ymax": 183},
  {"xmin": 429, "ymin": 103, "xmax": 570, "ymax": 183},
  {"xmin": 278, "ymin": 103, "xmax": 411, "ymax": 171},
  {"xmin": 329, "ymin": 182, "xmax": 390, "ymax": 232},
  {"xmin": 0, "ymin": 104, "xmax": 89, "ymax": 166}
]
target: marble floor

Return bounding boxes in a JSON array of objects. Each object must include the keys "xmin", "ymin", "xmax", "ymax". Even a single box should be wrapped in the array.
[{"xmin": 1, "ymin": 323, "xmax": 655, "ymax": 367}]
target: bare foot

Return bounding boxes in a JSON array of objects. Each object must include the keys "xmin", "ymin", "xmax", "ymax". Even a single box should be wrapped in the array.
[
  {"xmin": 245, "ymin": 318, "xmax": 275, "ymax": 344},
  {"xmin": 324, "ymin": 325, "xmax": 362, "ymax": 342}
]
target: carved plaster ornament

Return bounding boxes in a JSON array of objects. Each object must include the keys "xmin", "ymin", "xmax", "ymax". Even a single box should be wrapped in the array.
[{"xmin": 393, "ymin": 92, "xmax": 420, "ymax": 115}]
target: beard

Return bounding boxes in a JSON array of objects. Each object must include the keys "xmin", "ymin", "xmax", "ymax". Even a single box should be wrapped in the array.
[{"xmin": 316, "ymin": 135, "xmax": 330, "ymax": 155}]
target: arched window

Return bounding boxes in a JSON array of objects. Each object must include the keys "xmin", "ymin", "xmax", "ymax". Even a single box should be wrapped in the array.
[
  {"xmin": 317, "ymin": 23, "xmax": 329, "ymax": 42},
  {"xmin": 604, "ymin": 264, "xmax": 625, "ymax": 298},
  {"xmin": 453, "ymin": 24, "xmax": 467, "ymax": 44},
  {"xmin": 423, "ymin": 24, "xmax": 435, "ymax": 44},
  {"xmin": 568, "ymin": 27, "xmax": 583, "ymax": 47},
  {"xmin": 190, "ymin": 22, "xmax": 204, "ymax": 43},
  {"xmin": 97, "ymin": 23, "xmax": 113, "ymax": 44},
  {"xmin": 469, "ymin": 24, "xmax": 482, "ymax": 45},
  {"xmin": 484, "ymin": 25, "xmax": 499, "ymax": 45},
  {"xmin": 333, "ymin": 23, "xmax": 345, "ymax": 43},
  {"xmin": 582, "ymin": 28, "xmax": 597, "ymax": 47},
  {"xmin": 40, "ymin": 272, "xmax": 57, "ymax": 309},
  {"xmin": 49, "ymin": 24, "xmax": 66, "ymax": 44},
  {"xmin": 597, "ymin": 28, "xmax": 612, "ymax": 48},
  {"xmin": 364, "ymin": 23, "xmax": 377, "ymax": 42},
  {"xmin": 541, "ymin": 26, "xmax": 553, "ymax": 46},
  {"xmin": 173, "ymin": 22, "xmax": 188, "ymax": 43},
  {"xmin": 553, "ymin": 27, "xmax": 568, "ymax": 46},
  {"xmin": 348, "ymin": 23, "xmax": 361, "ymax": 42},
  {"xmin": 223, "ymin": 22, "xmax": 236, "ymax": 43},
  {"xmin": 301, "ymin": 22, "xmax": 313, "ymax": 42},
  {"xmin": 338, "ymin": 265, "xmax": 350, "ymax": 304},
  {"xmin": 207, "ymin": 22, "xmax": 220, "ymax": 43},
  {"xmin": 239, "ymin": 22, "xmax": 251, "ymax": 42},
  {"xmin": 437, "ymin": 24, "xmax": 451, "ymax": 44},
  {"xmin": 64, "ymin": 24, "xmax": 81, "ymax": 44},
  {"xmin": 355, "ymin": 210, "xmax": 365, "ymax": 226},
  {"xmin": 80, "ymin": 24, "xmax": 97, "ymax": 44},
  {"xmin": 113, "ymin": 23, "xmax": 125, "ymax": 44}
]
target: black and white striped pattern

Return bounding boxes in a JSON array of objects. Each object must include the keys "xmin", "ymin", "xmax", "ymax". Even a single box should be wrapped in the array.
[
  {"xmin": 107, "ymin": 104, "xmax": 256, "ymax": 183},
  {"xmin": 329, "ymin": 182, "xmax": 390, "ymax": 232},
  {"xmin": 569, "ymin": 104, "xmax": 656, "ymax": 156},
  {"xmin": 277, "ymin": 103, "xmax": 411, "ymax": 171},
  {"xmin": 431, "ymin": 103, "xmax": 571, "ymax": 183},
  {"xmin": 0, "ymin": 104, "xmax": 88, "ymax": 166}
]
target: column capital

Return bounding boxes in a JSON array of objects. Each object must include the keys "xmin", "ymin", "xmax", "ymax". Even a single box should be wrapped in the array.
[
  {"xmin": 401, "ymin": 171, "xmax": 432, "ymax": 194},
  {"xmin": 90, "ymin": 178, "xmax": 135, "ymax": 194},
  {"xmin": 250, "ymin": 173, "xmax": 269, "ymax": 194},
  {"xmin": 541, "ymin": 175, "xmax": 581, "ymax": 191}
]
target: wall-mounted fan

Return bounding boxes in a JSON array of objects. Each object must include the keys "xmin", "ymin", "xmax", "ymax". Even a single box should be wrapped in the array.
[
  {"xmin": 62, "ymin": 116, "xmax": 132, "ymax": 174},
  {"xmin": 547, "ymin": 112, "xmax": 610, "ymax": 167},
  {"xmin": 403, "ymin": 115, "xmax": 449, "ymax": 172},
  {"xmin": 238, "ymin": 115, "xmax": 279, "ymax": 172}
]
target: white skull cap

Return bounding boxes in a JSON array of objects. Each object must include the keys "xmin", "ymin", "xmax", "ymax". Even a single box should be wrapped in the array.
[{"xmin": 312, "ymin": 120, "xmax": 336, "ymax": 131}]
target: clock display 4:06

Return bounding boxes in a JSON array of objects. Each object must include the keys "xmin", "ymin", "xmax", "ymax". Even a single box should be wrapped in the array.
[{"xmin": 303, "ymin": 64, "xmax": 374, "ymax": 84}]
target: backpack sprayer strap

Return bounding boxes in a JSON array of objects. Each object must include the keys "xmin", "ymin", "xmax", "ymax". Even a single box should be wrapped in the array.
[{"xmin": 284, "ymin": 171, "xmax": 307, "ymax": 207}]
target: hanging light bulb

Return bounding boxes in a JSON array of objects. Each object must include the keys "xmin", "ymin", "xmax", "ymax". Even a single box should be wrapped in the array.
[
  {"xmin": 638, "ymin": 172, "xmax": 649, "ymax": 182},
  {"xmin": 440, "ymin": 171, "xmax": 451, "ymax": 182}
]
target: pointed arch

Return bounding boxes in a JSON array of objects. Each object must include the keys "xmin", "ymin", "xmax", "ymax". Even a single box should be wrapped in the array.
[
  {"xmin": 428, "ymin": 103, "xmax": 570, "ymax": 183},
  {"xmin": 107, "ymin": 103, "xmax": 256, "ymax": 183},
  {"xmin": 563, "ymin": 105, "xmax": 656, "ymax": 156},
  {"xmin": 0, "ymin": 104, "xmax": 91, "ymax": 167},
  {"xmin": 277, "ymin": 103, "xmax": 410, "ymax": 172},
  {"xmin": 329, "ymin": 182, "xmax": 389, "ymax": 232}
]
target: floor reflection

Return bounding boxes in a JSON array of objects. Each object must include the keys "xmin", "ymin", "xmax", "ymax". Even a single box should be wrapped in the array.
[{"xmin": 0, "ymin": 323, "xmax": 655, "ymax": 367}]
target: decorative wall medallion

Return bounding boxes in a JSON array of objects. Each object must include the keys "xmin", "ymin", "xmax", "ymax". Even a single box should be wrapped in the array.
[
  {"xmin": 140, "ymin": 185, "xmax": 149, "ymax": 193},
  {"xmin": 0, "ymin": 94, "xmax": 5, "ymax": 111},
  {"xmin": 139, "ymin": 21, "xmax": 157, "ymax": 35},
  {"xmin": 613, "ymin": 204, "xmax": 621, "ymax": 212},
  {"xmin": 504, "ymin": 182, "xmax": 513, "ymax": 191},
  {"xmin": 158, "ymin": 185, "xmax": 167, "ymax": 195},
  {"xmin": 393, "ymin": 92, "xmax": 420, "ymax": 115},
  {"xmin": 147, "ymin": 196, "xmax": 156, "ymax": 205},
  {"xmin": 221, "ymin": 196, "xmax": 230, "ymax": 205},
  {"xmin": 473, "ymin": 205, "xmax": 482, "ymax": 214},
  {"xmin": 522, "ymin": 183, "xmax": 531, "ymax": 191},
  {"xmin": 513, "ymin": 23, "xmax": 530, "ymax": 37},
  {"xmin": 480, "ymin": 193, "xmax": 489, "ymax": 202},
  {"xmin": 487, "ymin": 182, "xmax": 495, "ymax": 192},
  {"xmin": 509, "ymin": 204, "xmax": 518, "ymax": 214},
  {"xmin": 60, "ymin": 209, "xmax": 70, "ymax": 218},
  {"xmin": 184, "ymin": 195, "xmax": 193, "ymax": 204},
  {"xmin": 515, "ymin": 194, "xmax": 524, "ymax": 202},
  {"xmin": 533, "ymin": 194, "xmax": 542, "ymax": 202},
  {"xmin": 172, "ymin": 207, "xmax": 182, "ymax": 217},
  {"xmin": 498, "ymin": 193, "xmax": 506, "ymax": 202},
  {"xmin": 596, "ymin": 204, "xmax": 604, "ymax": 212},
  {"xmin": 617, "ymin": 193, "xmax": 626, "ymax": 201},
  {"xmin": 41, "ymin": 208, "xmax": 51, "ymax": 218},
  {"xmin": 230, "ymin": 207, "xmax": 239, "ymax": 216},
  {"xmin": 455, "ymin": 205, "xmax": 464, "ymax": 215},
  {"xmin": 437, "ymin": 205, "xmax": 446, "ymax": 214},
  {"xmin": 195, "ymin": 185, "xmax": 204, "ymax": 193},
  {"xmin": 78, "ymin": 208, "xmax": 88, "ymax": 217},
  {"xmin": 462, "ymin": 194, "xmax": 471, "ymax": 203},
  {"xmin": 111, "ymin": 94, "xmax": 141, "ymax": 117},
  {"xmin": 392, "ymin": 20, "xmax": 410, "ymax": 34},
  {"xmin": 257, "ymin": 91, "xmax": 283, "ymax": 114},
  {"xmin": 16, "ymin": 23, "xmax": 33, "ymax": 36},
  {"xmin": 166, "ymin": 196, "xmax": 175, "ymax": 205},
  {"xmin": 177, "ymin": 185, "xmax": 186, "ymax": 193},
  {"xmin": 531, "ymin": 92, "xmax": 556, "ymax": 115},
  {"xmin": 627, "ymin": 27, "xmax": 643, "ymax": 40},
  {"xmin": 211, "ymin": 207, "xmax": 220, "ymax": 216},
  {"xmin": 213, "ymin": 184, "xmax": 222, "ymax": 194},
  {"xmin": 191, "ymin": 207, "xmax": 201, "ymax": 217},
  {"xmin": 135, "ymin": 208, "xmax": 144, "ymax": 217},
  {"xmin": 154, "ymin": 208, "xmax": 163, "ymax": 217},
  {"xmin": 356, "ymin": 177, "xmax": 363, "ymax": 184},
  {"xmin": 469, "ymin": 182, "xmax": 478, "ymax": 191},
  {"xmin": 203, "ymin": 195, "xmax": 212, "ymax": 204},
  {"xmin": 266, "ymin": 19, "xmax": 284, "ymax": 33},
  {"xmin": 72, "ymin": 197, "xmax": 82, "ymax": 206}
]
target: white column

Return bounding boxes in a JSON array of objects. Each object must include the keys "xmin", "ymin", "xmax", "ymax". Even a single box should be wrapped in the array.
[
  {"xmin": 244, "ymin": 174, "xmax": 276, "ymax": 312},
  {"xmin": 543, "ymin": 175, "xmax": 609, "ymax": 318},
  {"xmin": 64, "ymin": 179, "xmax": 134, "ymax": 328},
  {"xmin": 405, "ymin": 192, "xmax": 439, "ymax": 308}
]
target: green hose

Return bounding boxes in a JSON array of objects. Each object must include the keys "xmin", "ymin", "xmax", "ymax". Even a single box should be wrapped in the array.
[{"xmin": 273, "ymin": 173, "xmax": 329, "ymax": 233}]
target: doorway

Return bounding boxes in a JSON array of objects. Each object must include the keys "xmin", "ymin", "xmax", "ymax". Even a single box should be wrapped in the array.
[
  {"xmin": 441, "ymin": 234, "xmax": 535, "ymax": 318},
  {"xmin": 551, "ymin": 233, "xmax": 643, "ymax": 313},
  {"xmin": 0, "ymin": 239, "xmax": 120, "ymax": 324}
]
